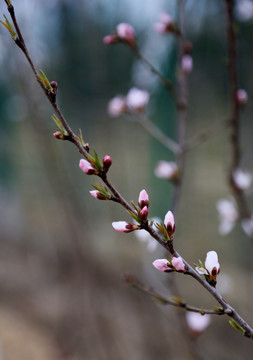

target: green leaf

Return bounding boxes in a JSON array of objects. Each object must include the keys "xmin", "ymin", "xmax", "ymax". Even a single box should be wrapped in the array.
[
  {"xmin": 93, "ymin": 149, "xmax": 102, "ymax": 170},
  {"xmin": 229, "ymin": 319, "xmax": 245, "ymax": 335},
  {"xmin": 52, "ymin": 114, "xmax": 67, "ymax": 135},
  {"xmin": 38, "ymin": 69, "xmax": 52, "ymax": 90},
  {"xmin": 0, "ymin": 15, "xmax": 16, "ymax": 40}
]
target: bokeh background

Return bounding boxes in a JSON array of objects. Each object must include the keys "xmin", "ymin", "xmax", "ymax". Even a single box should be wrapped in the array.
[{"xmin": 0, "ymin": 0, "xmax": 253, "ymax": 359}]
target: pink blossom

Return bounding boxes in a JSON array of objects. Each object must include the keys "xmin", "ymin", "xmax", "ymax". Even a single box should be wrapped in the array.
[
  {"xmin": 138, "ymin": 189, "xmax": 149, "ymax": 209},
  {"xmin": 181, "ymin": 55, "xmax": 193, "ymax": 74},
  {"xmin": 152, "ymin": 259, "xmax": 171, "ymax": 272},
  {"xmin": 116, "ymin": 23, "xmax": 136, "ymax": 46},
  {"xmin": 140, "ymin": 206, "xmax": 148, "ymax": 222},
  {"xmin": 171, "ymin": 257, "xmax": 186, "ymax": 272},
  {"xmin": 89, "ymin": 190, "xmax": 107, "ymax": 200},
  {"xmin": 79, "ymin": 159, "xmax": 96, "ymax": 175},
  {"xmin": 205, "ymin": 251, "xmax": 220, "ymax": 280},
  {"xmin": 153, "ymin": 12, "xmax": 175, "ymax": 34},
  {"xmin": 154, "ymin": 161, "xmax": 178, "ymax": 180},
  {"xmin": 126, "ymin": 87, "xmax": 150, "ymax": 112},
  {"xmin": 108, "ymin": 96, "xmax": 127, "ymax": 117},
  {"xmin": 236, "ymin": 89, "xmax": 248, "ymax": 105},
  {"xmin": 112, "ymin": 221, "xmax": 138, "ymax": 233},
  {"xmin": 186, "ymin": 312, "xmax": 211, "ymax": 333},
  {"xmin": 103, "ymin": 34, "xmax": 117, "ymax": 45},
  {"xmin": 164, "ymin": 210, "xmax": 175, "ymax": 237},
  {"xmin": 103, "ymin": 155, "xmax": 112, "ymax": 172}
]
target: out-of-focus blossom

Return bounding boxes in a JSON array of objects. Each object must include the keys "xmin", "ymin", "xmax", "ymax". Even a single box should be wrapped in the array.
[
  {"xmin": 134, "ymin": 217, "xmax": 160, "ymax": 252},
  {"xmin": 138, "ymin": 189, "xmax": 149, "ymax": 209},
  {"xmin": 112, "ymin": 221, "xmax": 139, "ymax": 233},
  {"xmin": 164, "ymin": 210, "xmax": 175, "ymax": 237},
  {"xmin": 153, "ymin": 12, "xmax": 175, "ymax": 33},
  {"xmin": 108, "ymin": 96, "xmax": 127, "ymax": 117},
  {"xmin": 152, "ymin": 258, "xmax": 172, "ymax": 272},
  {"xmin": 126, "ymin": 87, "xmax": 150, "ymax": 112},
  {"xmin": 241, "ymin": 215, "xmax": 253, "ymax": 236},
  {"xmin": 89, "ymin": 190, "xmax": 107, "ymax": 200},
  {"xmin": 171, "ymin": 257, "xmax": 186, "ymax": 272},
  {"xmin": 233, "ymin": 168, "xmax": 252, "ymax": 190},
  {"xmin": 181, "ymin": 55, "xmax": 193, "ymax": 74},
  {"xmin": 236, "ymin": 89, "xmax": 248, "ymax": 105},
  {"xmin": 216, "ymin": 198, "xmax": 238, "ymax": 235},
  {"xmin": 103, "ymin": 34, "xmax": 118, "ymax": 45},
  {"xmin": 186, "ymin": 312, "xmax": 211, "ymax": 334},
  {"xmin": 116, "ymin": 23, "xmax": 136, "ymax": 46},
  {"xmin": 205, "ymin": 251, "xmax": 220, "ymax": 280},
  {"xmin": 217, "ymin": 273, "xmax": 233, "ymax": 295},
  {"xmin": 154, "ymin": 161, "xmax": 178, "ymax": 181},
  {"xmin": 236, "ymin": 0, "xmax": 253, "ymax": 21},
  {"xmin": 79, "ymin": 159, "xmax": 96, "ymax": 175}
]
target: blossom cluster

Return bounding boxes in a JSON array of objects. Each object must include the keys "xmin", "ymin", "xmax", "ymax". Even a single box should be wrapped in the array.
[{"xmin": 108, "ymin": 88, "xmax": 150, "ymax": 117}]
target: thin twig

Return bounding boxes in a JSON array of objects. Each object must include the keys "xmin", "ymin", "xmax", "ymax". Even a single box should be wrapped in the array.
[
  {"xmin": 123, "ymin": 274, "xmax": 230, "ymax": 315},
  {"xmin": 184, "ymin": 117, "xmax": 231, "ymax": 152},
  {"xmin": 224, "ymin": 0, "xmax": 252, "ymax": 221},
  {"xmin": 3, "ymin": 0, "xmax": 253, "ymax": 339},
  {"xmin": 129, "ymin": 112, "xmax": 180, "ymax": 154},
  {"xmin": 130, "ymin": 45, "xmax": 177, "ymax": 100},
  {"xmin": 172, "ymin": 0, "xmax": 188, "ymax": 215}
]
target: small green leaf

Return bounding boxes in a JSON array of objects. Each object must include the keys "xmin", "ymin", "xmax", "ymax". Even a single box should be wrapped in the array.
[
  {"xmin": 229, "ymin": 319, "xmax": 245, "ymax": 335},
  {"xmin": 170, "ymin": 296, "xmax": 185, "ymax": 306},
  {"xmin": 52, "ymin": 114, "xmax": 67, "ymax": 134},
  {"xmin": 93, "ymin": 149, "xmax": 102, "ymax": 170},
  {"xmin": 76, "ymin": 128, "xmax": 85, "ymax": 146},
  {"xmin": 0, "ymin": 15, "xmax": 16, "ymax": 40},
  {"xmin": 38, "ymin": 69, "xmax": 52, "ymax": 90}
]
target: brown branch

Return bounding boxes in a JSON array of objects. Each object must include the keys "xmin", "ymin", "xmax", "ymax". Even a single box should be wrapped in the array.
[
  {"xmin": 3, "ymin": 0, "xmax": 253, "ymax": 340},
  {"xmin": 123, "ymin": 274, "xmax": 230, "ymax": 315},
  {"xmin": 224, "ymin": 0, "xmax": 252, "ymax": 221}
]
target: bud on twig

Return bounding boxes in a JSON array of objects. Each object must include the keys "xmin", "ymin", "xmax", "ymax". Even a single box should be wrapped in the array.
[
  {"xmin": 164, "ymin": 210, "xmax": 175, "ymax": 238},
  {"xmin": 79, "ymin": 159, "xmax": 96, "ymax": 175},
  {"xmin": 102, "ymin": 155, "xmax": 112, "ymax": 173},
  {"xmin": 112, "ymin": 221, "xmax": 139, "ymax": 233}
]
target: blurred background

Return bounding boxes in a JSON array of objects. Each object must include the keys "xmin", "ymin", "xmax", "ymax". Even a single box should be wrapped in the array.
[{"xmin": 0, "ymin": 0, "xmax": 253, "ymax": 359}]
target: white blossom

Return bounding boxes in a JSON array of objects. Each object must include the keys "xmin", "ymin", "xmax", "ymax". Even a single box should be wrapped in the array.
[{"xmin": 233, "ymin": 169, "xmax": 252, "ymax": 190}]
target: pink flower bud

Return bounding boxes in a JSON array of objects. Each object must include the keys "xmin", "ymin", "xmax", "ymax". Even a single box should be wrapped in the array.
[
  {"xmin": 171, "ymin": 257, "xmax": 186, "ymax": 272},
  {"xmin": 154, "ymin": 161, "xmax": 178, "ymax": 180},
  {"xmin": 53, "ymin": 131, "xmax": 67, "ymax": 140},
  {"xmin": 79, "ymin": 159, "xmax": 96, "ymax": 175},
  {"xmin": 112, "ymin": 221, "xmax": 139, "ymax": 233},
  {"xmin": 116, "ymin": 23, "xmax": 136, "ymax": 46},
  {"xmin": 152, "ymin": 259, "xmax": 172, "ymax": 272},
  {"xmin": 186, "ymin": 313, "xmax": 211, "ymax": 334},
  {"xmin": 108, "ymin": 96, "xmax": 127, "ymax": 117},
  {"xmin": 138, "ymin": 189, "xmax": 149, "ymax": 209},
  {"xmin": 126, "ymin": 87, "xmax": 150, "ymax": 112},
  {"xmin": 164, "ymin": 210, "xmax": 175, "ymax": 237},
  {"xmin": 140, "ymin": 206, "xmax": 148, "ymax": 222},
  {"xmin": 205, "ymin": 251, "xmax": 220, "ymax": 280},
  {"xmin": 103, "ymin": 34, "xmax": 118, "ymax": 45},
  {"xmin": 89, "ymin": 190, "xmax": 107, "ymax": 200},
  {"xmin": 181, "ymin": 55, "xmax": 193, "ymax": 74},
  {"xmin": 153, "ymin": 13, "xmax": 175, "ymax": 34},
  {"xmin": 103, "ymin": 155, "xmax": 112, "ymax": 173},
  {"xmin": 236, "ymin": 89, "xmax": 248, "ymax": 105}
]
